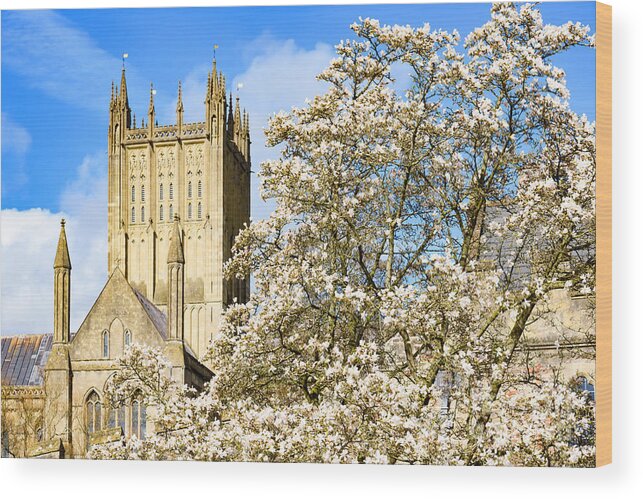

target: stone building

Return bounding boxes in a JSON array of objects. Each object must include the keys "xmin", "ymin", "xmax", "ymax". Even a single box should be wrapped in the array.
[{"xmin": 1, "ymin": 57, "xmax": 251, "ymax": 458}]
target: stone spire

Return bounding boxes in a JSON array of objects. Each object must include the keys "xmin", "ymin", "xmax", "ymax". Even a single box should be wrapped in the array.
[
  {"xmin": 53, "ymin": 219, "xmax": 71, "ymax": 344},
  {"xmin": 234, "ymin": 95, "xmax": 241, "ymax": 139},
  {"xmin": 227, "ymin": 92, "xmax": 234, "ymax": 134},
  {"xmin": 167, "ymin": 215, "xmax": 184, "ymax": 264},
  {"xmin": 176, "ymin": 81, "xmax": 184, "ymax": 113},
  {"xmin": 167, "ymin": 215, "xmax": 184, "ymax": 342},
  {"xmin": 176, "ymin": 81, "xmax": 184, "ymax": 132},
  {"xmin": 54, "ymin": 219, "xmax": 72, "ymax": 270},
  {"xmin": 119, "ymin": 67, "xmax": 129, "ymax": 108},
  {"xmin": 148, "ymin": 83, "xmax": 155, "ymax": 123}
]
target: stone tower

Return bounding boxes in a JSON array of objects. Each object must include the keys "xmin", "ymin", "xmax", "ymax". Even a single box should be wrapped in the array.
[
  {"xmin": 44, "ymin": 219, "xmax": 73, "ymax": 455},
  {"xmin": 107, "ymin": 58, "xmax": 251, "ymax": 361}
]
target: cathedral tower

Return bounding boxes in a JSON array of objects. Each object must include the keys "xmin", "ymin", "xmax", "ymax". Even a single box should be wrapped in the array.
[{"xmin": 107, "ymin": 57, "xmax": 251, "ymax": 361}]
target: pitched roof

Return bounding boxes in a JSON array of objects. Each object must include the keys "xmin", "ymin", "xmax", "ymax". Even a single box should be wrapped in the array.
[
  {"xmin": 132, "ymin": 288, "xmax": 168, "ymax": 339},
  {"xmin": 1, "ymin": 334, "xmax": 53, "ymax": 386}
]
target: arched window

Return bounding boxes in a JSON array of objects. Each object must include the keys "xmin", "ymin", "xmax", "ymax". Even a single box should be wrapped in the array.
[
  {"xmin": 102, "ymin": 330, "xmax": 109, "ymax": 358},
  {"xmin": 197, "ymin": 202, "xmax": 202, "ymax": 219},
  {"xmin": 108, "ymin": 404, "xmax": 126, "ymax": 434},
  {"xmin": 197, "ymin": 180, "xmax": 202, "ymax": 198},
  {"xmin": 86, "ymin": 391, "xmax": 102, "ymax": 434},
  {"xmin": 131, "ymin": 207, "xmax": 135, "ymax": 223},
  {"xmin": 131, "ymin": 393, "xmax": 147, "ymax": 440},
  {"xmin": 141, "ymin": 185, "xmax": 146, "ymax": 203},
  {"xmin": 188, "ymin": 181, "xmax": 192, "ymax": 199},
  {"xmin": 131, "ymin": 185, "xmax": 135, "ymax": 203},
  {"xmin": 124, "ymin": 330, "xmax": 131, "ymax": 347},
  {"xmin": 159, "ymin": 205, "xmax": 164, "ymax": 221},
  {"xmin": 169, "ymin": 183, "xmax": 174, "ymax": 200},
  {"xmin": 159, "ymin": 183, "xmax": 164, "ymax": 201},
  {"xmin": 169, "ymin": 204, "xmax": 174, "ymax": 220},
  {"xmin": 188, "ymin": 203, "xmax": 192, "ymax": 219},
  {"xmin": 141, "ymin": 206, "xmax": 145, "ymax": 222}
]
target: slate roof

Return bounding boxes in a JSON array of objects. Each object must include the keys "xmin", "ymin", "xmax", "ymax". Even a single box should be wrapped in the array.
[
  {"xmin": 132, "ymin": 288, "xmax": 168, "ymax": 339},
  {"xmin": 1, "ymin": 334, "xmax": 53, "ymax": 386}
]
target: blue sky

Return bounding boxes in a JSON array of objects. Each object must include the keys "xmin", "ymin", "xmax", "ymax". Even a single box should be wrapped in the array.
[{"xmin": 0, "ymin": 2, "xmax": 596, "ymax": 334}]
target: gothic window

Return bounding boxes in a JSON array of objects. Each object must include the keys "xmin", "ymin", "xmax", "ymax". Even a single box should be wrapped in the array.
[
  {"xmin": 131, "ymin": 185, "xmax": 135, "ymax": 203},
  {"xmin": 131, "ymin": 393, "xmax": 147, "ymax": 440},
  {"xmin": 169, "ymin": 183, "xmax": 174, "ymax": 200},
  {"xmin": 102, "ymin": 330, "xmax": 109, "ymax": 358},
  {"xmin": 188, "ymin": 203, "xmax": 192, "ymax": 219},
  {"xmin": 131, "ymin": 207, "xmax": 135, "ymax": 223},
  {"xmin": 159, "ymin": 183, "xmax": 164, "ymax": 201},
  {"xmin": 108, "ymin": 405, "xmax": 126, "ymax": 434},
  {"xmin": 141, "ymin": 206, "xmax": 145, "ymax": 223},
  {"xmin": 85, "ymin": 391, "xmax": 102, "ymax": 434},
  {"xmin": 141, "ymin": 185, "xmax": 146, "ymax": 203},
  {"xmin": 198, "ymin": 180, "xmax": 202, "ymax": 198},
  {"xmin": 188, "ymin": 181, "xmax": 192, "ymax": 199},
  {"xmin": 169, "ymin": 204, "xmax": 174, "ymax": 220},
  {"xmin": 197, "ymin": 202, "xmax": 202, "ymax": 219},
  {"xmin": 124, "ymin": 330, "xmax": 131, "ymax": 347},
  {"xmin": 159, "ymin": 205, "xmax": 164, "ymax": 221}
]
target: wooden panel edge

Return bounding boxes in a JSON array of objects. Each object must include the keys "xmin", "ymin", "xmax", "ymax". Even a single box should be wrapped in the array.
[{"xmin": 595, "ymin": 1, "xmax": 612, "ymax": 467}]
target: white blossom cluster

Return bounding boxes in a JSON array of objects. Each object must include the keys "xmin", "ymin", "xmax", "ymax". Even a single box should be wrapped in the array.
[{"xmin": 93, "ymin": 3, "xmax": 596, "ymax": 466}]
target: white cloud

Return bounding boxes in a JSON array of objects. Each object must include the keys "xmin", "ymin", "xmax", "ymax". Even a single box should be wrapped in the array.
[
  {"xmin": 231, "ymin": 37, "xmax": 334, "ymax": 221},
  {"xmin": 2, "ymin": 113, "xmax": 32, "ymax": 156},
  {"xmin": 2, "ymin": 11, "xmax": 122, "ymax": 111},
  {"xmin": 1, "ymin": 113, "xmax": 32, "ymax": 190},
  {"xmin": 1, "ymin": 152, "xmax": 107, "ymax": 335}
]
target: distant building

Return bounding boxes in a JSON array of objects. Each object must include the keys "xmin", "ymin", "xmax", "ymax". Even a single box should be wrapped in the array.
[{"xmin": 1, "ymin": 57, "xmax": 251, "ymax": 458}]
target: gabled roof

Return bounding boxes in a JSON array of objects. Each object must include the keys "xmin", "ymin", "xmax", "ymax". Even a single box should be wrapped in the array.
[
  {"xmin": 1, "ymin": 334, "xmax": 52, "ymax": 386},
  {"xmin": 132, "ymin": 288, "xmax": 168, "ymax": 340}
]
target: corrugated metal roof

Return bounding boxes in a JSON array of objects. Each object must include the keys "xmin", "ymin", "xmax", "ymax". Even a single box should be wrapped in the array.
[{"xmin": 1, "ymin": 334, "xmax": 52, "ymax": 386}]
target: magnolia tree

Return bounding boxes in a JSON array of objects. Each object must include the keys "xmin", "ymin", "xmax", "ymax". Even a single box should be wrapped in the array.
[{"xmin": 94, "ymin": 3, "xmax": 596, "ymax": 466}]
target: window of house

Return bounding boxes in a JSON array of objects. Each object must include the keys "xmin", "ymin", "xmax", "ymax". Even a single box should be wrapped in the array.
[
  {"xmin": 102, "ymin": 330, "xmax": 109, "ymax": 358},
  {"xmin": 131, "ymin": 207, "xmax": 135, "ymax": 223},
  {"xmin": 159, "ymin": 183, "xmax": 164, "ymax": 201},
  {"xmin": 124, "ymin": 330, "xmax": 131, "ymax": 347},
  {"xmin": 159, "ymin": 205, "xmax": 164, "ymax": 221},
  {"xmin": 141, "ymin": 206, "xmax": 145, "ymax": 223},
  {"xmin": 198, "ymin": 180, "xmax": 202, "ymax": 198},
  {"xmin": 169, "ymin": 204, "xmax": 174, "ymax": 220},
  {"xmin": 197, "ymin": 202, "xmax": 202, "ymax": 219},
  {"xmin": 131, "ymin": 185, "xmax": 135, "ymax": 203},
  {"xmin": 169, "ymin": 183, "xmax": 174, "ymax": 200},
  {"xmin": 86, "ymin": 391, "xmax": 102, "ymax": 434},
  {"xmin": 188, "ymin": 203, "xmax": 192, "ymax": 219},
  {"xmin": 141, "ymin": 185, "xmax": 145, "ymax": 203},
  {"xmin": 188, "ymin": 181, "xmax": 192, "ymax": 199}
]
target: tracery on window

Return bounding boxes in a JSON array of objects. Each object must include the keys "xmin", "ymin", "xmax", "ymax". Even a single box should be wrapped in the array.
[{"xmin": 86, "ymin": 391, "xmax": 102, "ymax": 434}]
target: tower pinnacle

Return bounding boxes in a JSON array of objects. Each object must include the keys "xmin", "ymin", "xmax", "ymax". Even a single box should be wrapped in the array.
[
  {"xmin": 54, "ymin": 219, "xmax": 72, "ymax": 270},
  {"xmin": 167, "ymin": 216, "xmax": 184, "ymax": 264}
]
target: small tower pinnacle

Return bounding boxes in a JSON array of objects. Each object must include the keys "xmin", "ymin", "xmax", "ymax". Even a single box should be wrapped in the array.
[
  {"xmin": 54, "ymin": 219, "xmax": 72, "ymax": 270},
  {"xmin": 148, "ymin": 83, "xmax": 156, "ymax": 116},
  {"xmin": 167, "ymin": 215, "xmax": 185, "ymax": 264},
  {"xmin": 119, "ymin": 67, "xmax": 129, "ymax": 107},
  {"xmin": 176, "ymin": 81, "xmax": 184, "ymax": 113}
]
